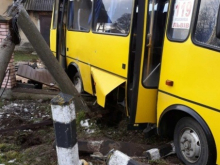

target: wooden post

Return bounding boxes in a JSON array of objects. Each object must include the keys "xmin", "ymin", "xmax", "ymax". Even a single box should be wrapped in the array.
[{"xmin": 8, "ymin": 2, "xmax": 89, "ymax": 112}]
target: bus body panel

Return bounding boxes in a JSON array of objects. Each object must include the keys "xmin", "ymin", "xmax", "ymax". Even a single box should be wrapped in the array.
[
  {"xmin": 66, "ymin": 31, "xmax": 130, "ymax": 78},
  {"xmin": 66, "ymin": 57, "xmax": 127, "ymax": 107},
  {"xmin": 78, "ymin": 62, "xmax": 93, "ymax": 95},
  {"xmin": 91, "ymin": 67, "xmax": 126, "ymax": 107},
  {"xmin": 50, "ymin": 0, "xmax": 58, "ymax": 57},
  {"xmin": 135, "ymin": 86, "xmax": 157, "ymax": 123},
  {"xmin": 50, "ymin": 29, "xmax": 57, "ymax": 56},
  {"xmin": 66, "ymin": 30, "xmax": 130, "ymax": 107},
  {"xmin": 158, "ymin": 25, "xmax": 220, "ymax": 163},
  {"xmin": 159, "ymin": 35, "xmax": 220, "ymax": 111},
  {"xmin": 157, "ymin": 92, "xmax": 220, "ymax": 164},
  {"xmin": 66, "ymin": 58, "xmax": 94, "ymax": 95}
]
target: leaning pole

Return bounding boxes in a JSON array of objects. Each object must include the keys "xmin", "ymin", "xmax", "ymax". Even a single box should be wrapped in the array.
[{"xmin": 8, "ymin": 1, "xmax": 89, "ymax": 112}]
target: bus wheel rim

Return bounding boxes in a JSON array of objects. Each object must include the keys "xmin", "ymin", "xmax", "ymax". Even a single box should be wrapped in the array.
[
  {"xmin": 74, "ymin": 77, "xmax": 82, "ymax": 93},
  {"xmin": 179, "ymin": 127, "xmax": 201, "ymax": 163}
]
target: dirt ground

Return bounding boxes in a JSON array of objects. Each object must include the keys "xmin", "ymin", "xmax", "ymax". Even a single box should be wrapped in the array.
[
  {"xmin": 0, "ymin": 52, "xmax": 182, "ymax": 164},
  {"xmin": 0, "ymin": 94, "xmax": 182, "ymax": 165}
]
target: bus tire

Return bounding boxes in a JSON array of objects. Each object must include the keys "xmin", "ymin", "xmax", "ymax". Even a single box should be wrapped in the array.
[
  {"xmin": 72, "ymin": 72, "xmax": 83, "ymax": 93},
  {"xmin": 174, "ymin": 117, "xmax": 214, "ymax": 165}
]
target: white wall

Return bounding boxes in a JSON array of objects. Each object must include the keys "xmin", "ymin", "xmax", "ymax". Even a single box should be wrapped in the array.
[
  {"xmin": 17, "ymin": 11, "xmax": 40, "ymax": 52},
  {"xmin": 0, "ymin": 0, "xmax": 13, "ymax": 15}
]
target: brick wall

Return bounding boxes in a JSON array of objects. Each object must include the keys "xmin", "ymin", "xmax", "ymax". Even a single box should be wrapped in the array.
[
  {"xmin": 0, "ymin": 23, "xmax": 8, "ymax": 43},
  {"xmin": 0, "ymin": 22, "xmax": 16, "ymax": 89}
]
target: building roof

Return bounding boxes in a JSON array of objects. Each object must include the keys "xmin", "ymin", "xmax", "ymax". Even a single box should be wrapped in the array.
[{"xmin": 24, "ymin": 0, "xmax": 54, "ymax": 11}]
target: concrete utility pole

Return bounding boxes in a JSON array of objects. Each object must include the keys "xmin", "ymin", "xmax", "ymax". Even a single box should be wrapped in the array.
[
  {"xmin": 51, "ymin": 93, "xmax": 83, "ymax": 165},
  {"xmin": 7, "ymin": 1, "xmax": 89, "ymax": 112}
]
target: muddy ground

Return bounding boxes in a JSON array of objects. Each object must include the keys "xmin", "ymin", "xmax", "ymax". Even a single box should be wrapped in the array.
[{"xmin": 0, "ymin": 93, "xmax": 182, "ymax": 165}]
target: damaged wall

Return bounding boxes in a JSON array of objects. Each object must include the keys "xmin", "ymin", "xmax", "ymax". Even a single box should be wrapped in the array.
[{"xmin": 0, "ymin": 21, "xmax": 16, "ymax": 89}]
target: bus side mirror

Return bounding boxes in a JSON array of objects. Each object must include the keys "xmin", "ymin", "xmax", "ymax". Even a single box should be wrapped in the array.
[{"xmin": 216, "ymin": 6, "xmax": 220, "ymax": 39}]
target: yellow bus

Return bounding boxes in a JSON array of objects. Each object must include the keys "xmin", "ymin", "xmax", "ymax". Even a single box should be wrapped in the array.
[{"xmin": 50, "ymin": 0, "xmax": 220, "ymax": 164}]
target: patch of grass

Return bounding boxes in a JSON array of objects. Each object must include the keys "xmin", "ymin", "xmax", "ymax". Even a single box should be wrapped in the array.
[
  {"xmin": 76, "ymin": 111, "xmax": 86, "ymax": 125},
  {"xmin": 149, "ymin": 159, "xmax": 168, "ymax": 165},
  {"xmin": 2, "ymin": 151, "xmax": 19, "ymax": 160},
  {"xmin": 0, "ymin": 143, "xmax": 20, "ymax": 152},
  {"xmin": 17, "ymin": 144, "xmax": 56, "ymax": 165},
  {"xmin": 14, "ymin": 51, "xmax": 39, "ymax": 62},
  {"xmin": 44, "ymin": 106, "xmax": 51, "ymax": 114},
  {"xmin": 0, "ymin": 144, "xmax": 20, "ymax": 165}
]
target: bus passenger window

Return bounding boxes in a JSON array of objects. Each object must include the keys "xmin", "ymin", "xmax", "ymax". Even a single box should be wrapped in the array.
[
  {"xmin": 194, "ymin": 0, "xmax": 220, "ymax": 49},
  {"xmin": 92, "ymin": 0, "xmax": 133, "ymax": 35},
  {"xmin": 167, "ymin": 0, "xmax": 195, "ymax": 41},
  {"xmin": 67, "ymin": 0, "xmax": 92, "ymax": 31}
]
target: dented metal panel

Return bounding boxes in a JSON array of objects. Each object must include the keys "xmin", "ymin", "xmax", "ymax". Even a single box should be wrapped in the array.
[
  {"xmin": 17, "ymin": 65, "xmax": 56, "ymax": 86},
  {"xmin": 91, "ymin": 67, "xmax": 126, "ymax": 107}
]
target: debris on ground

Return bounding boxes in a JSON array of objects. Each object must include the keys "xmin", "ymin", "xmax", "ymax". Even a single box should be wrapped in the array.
[
  {"xmin": 0, "ymin": 96, "xmax": 182, "ymax": 165},
  {"xmin": 0, "ymin": 52, "xmax": 182, "ymax": 165}
]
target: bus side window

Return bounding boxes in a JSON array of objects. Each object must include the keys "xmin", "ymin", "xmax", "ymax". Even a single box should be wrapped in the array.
[
  {"xmin": 68, "ymin": 0, "xmax": 74, "ymax": 29},
  {"xmin": 68, "ymin": 0, "xmax": 92, "ymax": 31},
  {"xmin": 92, "ymin": 0, "xmax": 133, "ymax": 35},
  {"xmin": 194, "ymin": 0, "xmax": 220, "ymax": 49}
]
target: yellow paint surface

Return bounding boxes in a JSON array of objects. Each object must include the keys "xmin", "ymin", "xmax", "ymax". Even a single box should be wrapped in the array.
[
  {"xmin": 91, "ymin": 67, "xmax": 126, "ymax": 107},
  {"xmin": 50, "ymin": 29, "xmax": 57, "ymax": 55},
  {"xmin": 78, "ymin": 62, "xmax": 93, "ymax": 94},
  {"xmin": 158, "ymin": 31, "xmax": 220, "ymax": 163},
  {"xmin": 66, "ymin": 31, "xmax": 130, "ymax": 78},
  {"xmin": 160, "ymin": 35, "xmax": 220, "ymax": 114},
  {"xmin": 134, "ymin": 1, "xmax": 157, "ymax": 124}
]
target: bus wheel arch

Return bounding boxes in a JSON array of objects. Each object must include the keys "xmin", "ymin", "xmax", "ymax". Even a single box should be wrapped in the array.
[
  {"xmin": 158, "ymin": 105, "xmax": 216, "ymax": 164},
  {"xmin": 67, "ymin": 63, "xmax": 84, "ymax": 93}
]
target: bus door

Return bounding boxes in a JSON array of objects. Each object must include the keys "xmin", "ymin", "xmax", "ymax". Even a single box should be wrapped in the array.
[
  {"xmin": 127, "ymin": 0, "xmax": 168, "ymax": 126},
  {"xmin": 51, "ymin": 0, "xmax": 67, "ymax": 69}
]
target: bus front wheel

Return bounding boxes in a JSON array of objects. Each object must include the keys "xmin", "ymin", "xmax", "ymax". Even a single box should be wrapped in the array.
[
  {"xmin": 174, "ymin": 117, "xmax": 213, "ymax": 165},
  {"xmin": 72, "ymin": 72, "xmax": 83, "ymax": 93}
]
